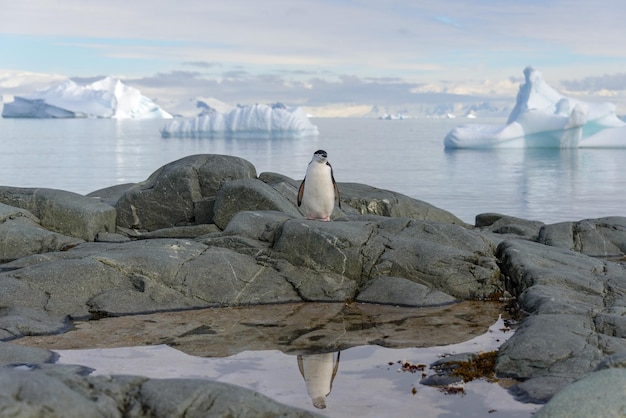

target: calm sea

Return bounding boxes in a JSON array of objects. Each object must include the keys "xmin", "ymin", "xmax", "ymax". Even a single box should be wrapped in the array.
[{"xmin": 1, "ymin": 116, "xmax": 625, "ymax": 224}]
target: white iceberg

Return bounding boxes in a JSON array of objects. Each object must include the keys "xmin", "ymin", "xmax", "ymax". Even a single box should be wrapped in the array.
[
  {"xmin": 444, "ymin": 66, "xmax": 626, "ymax": 149},
  {"xmin": 2, "ymin": 77, "xmax": 172, "ymax": 119},
  {"xmin": 160, "ymin": 103, "xmax": 319, "ymax": 138}
]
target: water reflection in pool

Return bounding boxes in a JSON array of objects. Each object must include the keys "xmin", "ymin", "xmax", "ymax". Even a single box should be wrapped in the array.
[{"xmin": 15, "ymin": 302, "xmax": 539, "ymax": 417}]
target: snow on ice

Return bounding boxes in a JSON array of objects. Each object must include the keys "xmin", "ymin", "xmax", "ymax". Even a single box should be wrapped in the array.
[
  {"xmin": 160, "ymin": 103, "xmax": 319, "ymax": 138},
  {"xmin": 1, "ymin": 77, "xmax": 172, "ymax": 119},
  {"xmin": 444, "ymin": 66, "xmax": 626, "ymax": 149}
]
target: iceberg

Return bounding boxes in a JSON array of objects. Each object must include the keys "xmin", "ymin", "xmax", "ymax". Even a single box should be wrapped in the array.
[
  {"xmin": 2, "ymin": 77, "xmax": 172, "ymax": 119},
  {"xmin": 444, "ymin": 66, "xmax": 626, "ymax": 149},
  {"xmin": 160, "ymin": 103, "xmax": 319, "ymax": 138}
]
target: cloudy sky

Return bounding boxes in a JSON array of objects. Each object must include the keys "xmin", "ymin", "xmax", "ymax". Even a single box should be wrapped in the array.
[{"xmin": 2, "ymin": 0, "xmax": 626, "ymax": 109}]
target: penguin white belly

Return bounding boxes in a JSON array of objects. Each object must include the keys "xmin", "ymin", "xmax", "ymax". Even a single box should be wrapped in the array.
[{"xmin": 301, "ymin": 168, "xmax": 335, "ymax": 219}]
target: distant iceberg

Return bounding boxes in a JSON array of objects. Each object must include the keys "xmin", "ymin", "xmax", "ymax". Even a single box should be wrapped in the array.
[
  {"xmin": 2, "ymin": 77, "xmax": 172, "ymax": 119},
  {"xmin": 444, "ymin": 66, "xmax": 626, "ymax": 149},
  {"xmin": 160, "ymin": 103, "xmax": 319, "ymax": 138}
]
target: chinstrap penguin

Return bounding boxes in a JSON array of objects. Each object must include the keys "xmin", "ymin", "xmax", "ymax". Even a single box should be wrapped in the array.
[{"xmin": 297, "ymin": 150, "xmax": 341, "ymax": 221}]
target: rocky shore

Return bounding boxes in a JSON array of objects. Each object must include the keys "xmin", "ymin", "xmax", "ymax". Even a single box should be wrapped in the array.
[{"xmin": 1, "ymin": 154, "xmax": 625, "ymax": 417}]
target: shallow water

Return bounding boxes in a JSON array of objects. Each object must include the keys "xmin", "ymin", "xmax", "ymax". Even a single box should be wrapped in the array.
[
  {"xmin": 52, "ymin": 316, "xmax": 536, "ymax": 417},
  {"xmin": 1, "ymin": 117, "xmax": 625, "ymax": 224},
  {"xmin": 14, "ymin": 302, "xmax": 538, "ymax": 417}
]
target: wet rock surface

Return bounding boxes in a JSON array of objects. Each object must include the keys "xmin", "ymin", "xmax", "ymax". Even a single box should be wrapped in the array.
[
  {"xmin": 12, "ymin": 301, "xmax": 503, "ymax": 356},
  {"xmin": 0, "ymin": 153, "xmax": 625, "ymax": 416}
]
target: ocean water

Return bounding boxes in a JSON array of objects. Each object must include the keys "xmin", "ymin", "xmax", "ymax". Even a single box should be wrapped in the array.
[{"xmin": 1, "ymin": 116, "xmax": 626, "ymax": 224}]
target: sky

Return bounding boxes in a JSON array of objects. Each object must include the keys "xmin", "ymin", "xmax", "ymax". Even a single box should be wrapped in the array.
[{"xmin": 2, "ymin": 0, "xmax": 626, "ymax": 112}]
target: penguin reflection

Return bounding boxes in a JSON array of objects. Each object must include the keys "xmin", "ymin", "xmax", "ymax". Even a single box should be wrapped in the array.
[{"xmin": 297, "ymin": 352, "xmax": 341, "ymax": 409}]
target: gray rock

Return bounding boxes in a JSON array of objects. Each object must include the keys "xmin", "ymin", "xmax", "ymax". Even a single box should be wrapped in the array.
[
  {"xmin": 535, "ymin": 369, "xmax": 626, "ymax": 418},
  {"xmin": 0, "ymin": 341, "xmax": 57, "ymax": 366},
  {"xmin": 0, "ymin": 187, "xmax": 116, "ymax": 241},
  {"xmin": 356, "ymin": 276, "xmax": 457, "ymax": 307},
  {"xmin": 496, "ymin": 314, "xmax": 603, "ymax": 400},
  {"xmin": 135, "ymin": 224, "xmax": 220, "ymax": 239},
  {"xmin": 94, "ymin": 231, "xmax": 131, "ymax": 243},
  {"xmin": 276, "ymin": 262, "xmax": 359, "ymax": 302},
  {"xmin": 259, "ymin": 173, "xmax": 465, "ymax": 224},
  {"xmin": 0, "ymin": 306, "xmax": 70, "ymax": 340},
  {"xmin": 273, "ymin": 217, "xmax": 501, "ymax": 300},
  {"xmin": 2, "ymin": 152, "xmax": 626, "ymax": 412},
  {"xmin": 0, "ymin": 367, "xmax": 320, "ymax": 418},
  {"xmin": 420, "ymin": 375, "xmax": 464, "ymax": 387},
  {"xmin": 594, "ymin": 352, "xmax": 626, "ymax": 370},
  {"xmin": 115, "ymin": 154, "xmax": 256, "ymax": 231},
  {"xmin": 213, "ymin": 178, "xmax": 302, "ymax": 229},
  {"xmin": 338, "ymin": 182, "xmax": 466, "ymax": 224},
  {"xmin": 173, "ymin": 245, "xmax": 300, "ymax": 306},
  {"xmin": 496, "ymin": 237, "xmax": 626, "ymax": 402},
  {"xmin": 221, "ymin": 210, "xmax": 296, "ymax": 243},
  {"xmin": 86, "ymin": 183, "xmax": 135, "ymax": 207},
  {"xmin": 538, "ymin": 216, "xmax": 626, "ymax": 256},
  {"xmin": 475, "ymin": 212, "xmax": 545, "ymax": 243},
  {"xmin": 0, "ymin": 203, "xmax": 84, "ymax": 262}
]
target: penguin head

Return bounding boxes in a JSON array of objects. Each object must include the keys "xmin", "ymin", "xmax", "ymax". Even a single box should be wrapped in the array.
[{"xmin": 313, "ymin": 149, "xmax": 328, "ymax": 163}]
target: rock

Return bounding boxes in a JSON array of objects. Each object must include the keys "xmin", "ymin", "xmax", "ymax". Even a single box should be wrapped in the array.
[
  {"xmin": 594, "ymin": 352, "xmax": 626, "ymax": 370},
  {"xmin": 535, "ymin": 369, "xmax": 626, "ymax": 418},
  {"xmin": 496, "ymin": 314, "xmax": 602, "ymax": 402},
  {"xmin": 0, "ymin": 203, "xmax": 84, "ymax": 262},
  {"xmin": 356, "ymin": 276, "xmax": 457, "ymax": 307},
  {"xmin": 538, "ymin": 216, "xmax": 626, "ymax": 256},
  {"xmin": 496, "ymin": 237, "xmax": 626, "ymax": 401},
  {"xmin": 420, "ymin": 374, "xmax": 464, "ymax": 387},
  {"xmin": 0, "ymin": 367, "xmax": 320, "ymax": 418},
  {"xmin": 336, "ymin": 182, "xmax": 466, "ymax": 224},
  {"xmin": 115, "ymin": 154, "xmax": 256, "ymax": 231},
  {"xmin": 0, "ymin": 187, "xmax": 116, "ymax": 241},
  {"xmin": 221, "ymin": 210, "xmax": 295, "ymax": 243},
  {"xmin": 172, "ymin": 245, "xmax": 300, "ymax": 306},
  {"xmin": 133, "ymin": 224, "xmax": 220, "ymax": 239},
  {"xmin": 213, "ymin": 178, "xmax": 302, "ymax": 229},
  {"xmin": 0, "ymin": 306, "xmax": 70, "ymax": 340},
  {"xmin": 259, "ymin": 173, "xmax": 465, "ymax": 224},
  {"xmin": 86, "ymin": 183, "xmax": 135, "ymax": 207},
  {"xmin": 475, "ymin": 212, "xmax": 545, "ymax": 242},
  {"xmin": 0, "ymin": 341, "xmax": 57, "ymax": 366},
  {"xmin": 273, "ymin": 217, "xmax": 501, "ymax": 299},
  {"xmin": 94, "ymin": 232, "xmax": 131, "ymax": 243},
  {"xmin": 2, "ymin": 153, "xmax": 626, "ymax": 413}
]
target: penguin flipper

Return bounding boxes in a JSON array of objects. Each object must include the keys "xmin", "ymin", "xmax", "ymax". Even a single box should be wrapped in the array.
[
  {"xmin": 297, "ymin": 178, "xmax": 306, "ymax": 207},
  {"xmin": 329, "ymin": 165, "xmax": 341, "ymax": 208}
]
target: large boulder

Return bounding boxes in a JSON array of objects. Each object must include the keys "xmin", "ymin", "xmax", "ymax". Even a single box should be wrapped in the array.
[
  {"xmin": 259, "ymin": 172, "xmax": 466, "ymax": 225},
  {"xmin": 535, "ymin": 368, "xmax": 626, "ymax": 418},
  {"xmin": 272, "ymin": 216, "xmax": 501, "ymax": 299},
  {"xmin": 496, "ymin": 238, "xmax": 626, "ymax": 402},
  {"xmin": 338, "ymin": 182, "xmax": 466, "ymax": 224},
  {"xmin": 115, "ymin": 154, "xmax": 256, "ymax": 231},
  {"xmin": 0, "ymin": 203, "xmax": 84, "ymax": 262},
  {"xmin": 0, "ymin": 187, "xmax": 116, "ymax": 241},
  {"xmin": 213, "ymin": 178, "xmax": 302, "ymax": 229},
  {"xmin": 0, "ymin": 367, "xmax": 320, "ymax": 418},
  {"xmin": 537, "ymin": 216, "xmax": 626, "ymax": 256}
]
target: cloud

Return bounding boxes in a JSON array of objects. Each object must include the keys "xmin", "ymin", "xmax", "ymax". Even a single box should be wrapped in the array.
[
  {"xmin": 182, "ymin": 61, "xmax": 223, "ymax": 69},
  {"xmin": 5, "ymin": 0, "xmax": 626, "ymax": 111},
  {"xmin": 561, "ymin": 73, "xmax": 626, "ymax": 92}
]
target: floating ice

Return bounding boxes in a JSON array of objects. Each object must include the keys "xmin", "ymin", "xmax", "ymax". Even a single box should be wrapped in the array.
[
  {"xmin": 1, "ymin": 77, "xmax": 172, "ymax": 119},
  {"xmin": 444, "ymin": 66, "xmax": 626, "ymax": 149},
  {"xmin": 160, "ymin": 103, "xmax": 319, "ymax": 138}
]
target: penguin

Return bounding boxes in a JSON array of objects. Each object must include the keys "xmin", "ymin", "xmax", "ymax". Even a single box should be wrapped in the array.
[
  {"xmin": 297, "ymin": 149, "xmax": 341, "ymax": 221},
  {"xmin": 297, "ymin": 352, "xmax": 341, "ymax": 409}
]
